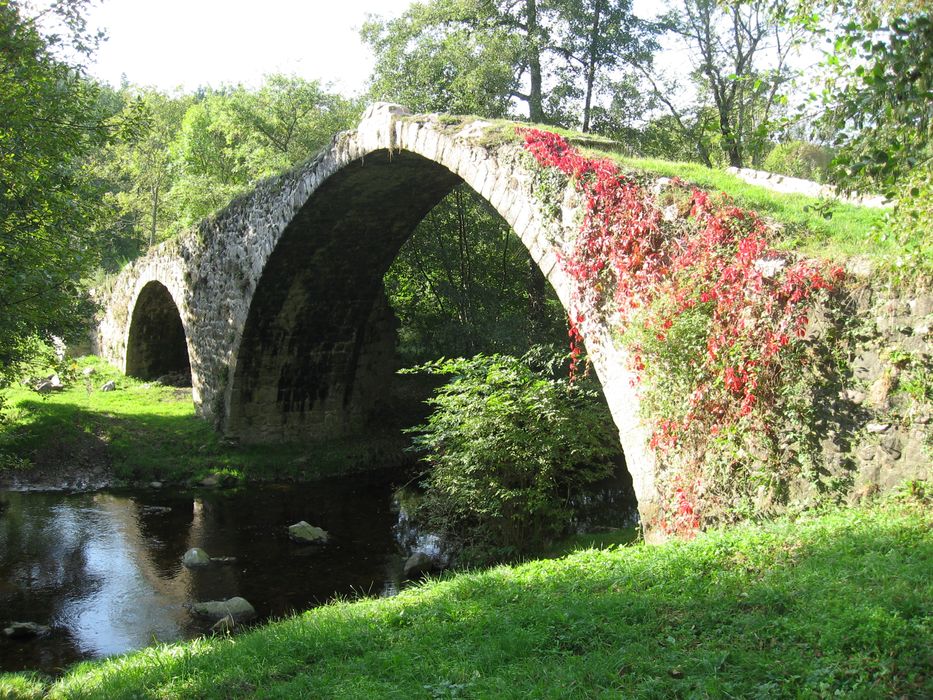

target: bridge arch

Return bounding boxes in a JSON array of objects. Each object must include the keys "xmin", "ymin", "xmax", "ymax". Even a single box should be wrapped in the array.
[
  {"xmin": 96, "ymin": 104, "xmax": 659, "ymax": 527},
  {"xmin": 125, "ymin": 280, "xmax": 192, "ymax": 386}
]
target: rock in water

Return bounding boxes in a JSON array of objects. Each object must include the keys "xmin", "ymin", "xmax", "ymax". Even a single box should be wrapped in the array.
[
  {"xmin": 403, "ymin": 551, "xmax": 440, "ymax": 579},
  {"xmin": 182, "ymin": 547, "xmax": 212, "ymax": 568},
  {"xmin": 3, "ymin": 622, "xmax": 50, "ymax": 639},
  {"xmin": 190, "ymin": 597, "xmax": 256, "ymax": 622},
  {"xmin": 288, "ymin": 520, "xmax": 329, "ymax": 544},
  {"xmin": 211, "ymin": 613, "xmax": 236, "ymax": 635}
]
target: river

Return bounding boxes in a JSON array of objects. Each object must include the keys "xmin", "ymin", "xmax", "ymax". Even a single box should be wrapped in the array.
[{"xmin": 0, "ymin": 470, "xmax": 636, "ymax": 674}]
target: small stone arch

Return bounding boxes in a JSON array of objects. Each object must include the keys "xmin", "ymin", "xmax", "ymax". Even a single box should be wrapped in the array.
[{"xmin": 125, "ymin": 280, "xmax": 192, "ymax": 385}]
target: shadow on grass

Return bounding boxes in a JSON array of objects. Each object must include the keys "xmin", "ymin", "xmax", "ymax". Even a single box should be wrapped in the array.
[
  {"xmin": 23, "ymin": 501, "xmax": 930, "ymax": 699},
  {"xmin": 0, "ymin": 395, "xmax": 412, "ymax": 485}
]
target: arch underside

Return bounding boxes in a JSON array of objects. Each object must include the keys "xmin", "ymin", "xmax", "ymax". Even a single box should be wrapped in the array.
[
  {"xmin": 126, "ymin": 281, "xmax": 191, "ymax": 384},
  {"xmin": 227, "ymin": 150, "xmax": 462, "ymax": 442}
]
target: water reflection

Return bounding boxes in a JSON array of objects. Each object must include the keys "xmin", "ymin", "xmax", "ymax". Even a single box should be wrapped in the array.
[{"xmin": 0, "ymin": 470, "xmax": 636, "ymax": 674}]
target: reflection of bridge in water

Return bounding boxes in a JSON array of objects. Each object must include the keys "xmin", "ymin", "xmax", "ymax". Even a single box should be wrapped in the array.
[{"xmin": 94, "ymin": 104, "xmax": 658, "ymax": 527}]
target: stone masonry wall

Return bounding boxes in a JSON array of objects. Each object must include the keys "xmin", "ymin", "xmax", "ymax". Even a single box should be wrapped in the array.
[
  {"xmin": 94, "ymin": 103, "xmax": 659, "ymax": 526},
  {"xmin": 827, "ymin": 276, "xmax": 931, "ymax": 500},
  {"xmin": 95, "ymin": 103, "xmax": 930, "ymax": 536}
]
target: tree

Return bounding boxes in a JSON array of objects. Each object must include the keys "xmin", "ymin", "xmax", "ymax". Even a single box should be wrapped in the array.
[
  {"xmin": 385, "ymin": 185, "xmax": 566, "ymax": 362},
  {"xmin": 0, "ymin": 0, "xmax": 117, "ymax": 383},
  {"xmin": 361, "ymin": 0, "xmax": 525, "ymax": 118},
  {"xmin": 638, "ymin": 0, "xmax": 807, "ymax": 168},
  {"xmin": 549, "ymin": 0, "xmax": 657, "ymax": 132},
  {"xmin": 362, "ymin": 0, "xmax": 656, "ymax": 129},
  {"xmin": 818, "ymin": 9, "xmax": 931, "ymax": 193},
  {"xmin": 814, "ymin": 3, "xmax": 931, "ymax": 262},
  {"xmin": 94, "ymin": 88, "xmax": 191, "ymax": 254},
  {"xmin": 225, "ymin": 75, "xmax": 361, "ymax": 177}
]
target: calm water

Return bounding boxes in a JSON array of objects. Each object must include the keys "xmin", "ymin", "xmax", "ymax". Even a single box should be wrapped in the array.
[{"xmin": 0, "ymin": 470, "xmax": 636, "ymax": 674}]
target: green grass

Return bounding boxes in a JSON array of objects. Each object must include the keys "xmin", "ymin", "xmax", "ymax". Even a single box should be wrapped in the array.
[
  {"xmin": 615, "ymin": 156, "xmax": 888, "ymax": 262},
  {"xmin": 0, "ymin": 356, "xmax": 409, "ymax": 485},
  {"xmin": 1, "ymin": 496, "xmax": 928, "ymax": 698},
  {"xmin": 454, "ymin": 117, "xmax": 924, "ymax": 272}
]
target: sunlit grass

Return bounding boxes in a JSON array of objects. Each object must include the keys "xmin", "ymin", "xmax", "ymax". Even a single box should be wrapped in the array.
[
  {"xmin": 460, "ymin": 117, "xmax": 919, "ymax": 271},
  {"xmin": 0, "ymin": 356, "xmax": 407, "ymax": 485},
  {"xmin": 1, "ymin": 496, "xmax": 927, "ymax": 698}
]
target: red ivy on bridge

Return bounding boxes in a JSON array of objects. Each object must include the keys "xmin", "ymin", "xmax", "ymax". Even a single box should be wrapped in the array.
[{"xmin": 518, "ymin": 127, "xmax": 843, "ymax": 535}]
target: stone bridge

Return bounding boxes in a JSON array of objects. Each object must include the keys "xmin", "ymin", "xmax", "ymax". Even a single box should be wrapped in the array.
[{"xmin": 95, "ymin": 104, "xmax": 658, "ymax": 523}]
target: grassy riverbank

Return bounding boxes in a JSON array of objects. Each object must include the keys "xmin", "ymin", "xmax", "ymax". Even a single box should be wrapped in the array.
[
  {"xmin": 2, "ymin": 494, "xmax": 929, "ymax": 699},
  {"xmin": 0, "ymin": 356, "xmax": 411, "ymax": 487}
]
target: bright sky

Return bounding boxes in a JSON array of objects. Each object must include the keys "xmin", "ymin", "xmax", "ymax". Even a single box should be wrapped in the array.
[{"xmin": 84, "ymin": 0, "xmax": 415, "ymax": 95}]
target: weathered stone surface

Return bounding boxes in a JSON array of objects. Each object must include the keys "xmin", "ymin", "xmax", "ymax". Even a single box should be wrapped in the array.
[
  {"xmin": 90, "ymin": 104, "xmax": 930, "ymax": 537},
  {"xmin": 182, "ymin": 547, "xmax": 211, "ymax": 568},
  {"xmin": 190, "ymin": 597, "xmax": 255, "ymax": 622},
  {"xmin": 288, "ymin": 521, "xmax": 329, "ymax": 544},
  {"xmin": 403, "ymin": 551, "xmax": 442, "ymax": 579},
  {"xmin": 210, "ymin": 556, "xmax": 238, "ymax": 564}
]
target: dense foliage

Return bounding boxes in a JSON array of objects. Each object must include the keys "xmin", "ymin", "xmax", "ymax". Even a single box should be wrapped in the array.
[
  {"xmin": 385, "ymin": 185, "xmax": 566, "ymax": 361},
  {"xmin": 0, "ymin": 0, "xmax": 116, "ymax": 388},
  {"xmin": 520, "ymin": 128, "xmax": 842, "ymax": 532},
  {"xmin": 403, "ymin": 351, "xmax": 622, "ymax": 554}
]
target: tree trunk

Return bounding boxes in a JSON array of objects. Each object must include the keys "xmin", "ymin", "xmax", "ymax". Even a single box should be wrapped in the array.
[
  {"xmin": 526, "ymin": 0, "xmax": 546, "ymax": 122},
  {"xmin": 149, "ymin": 181, "xmax": 159, "ymax": 248},
  {"xmin": 581, "ymin": 1, "xmax": 602, "ymax": 133}
]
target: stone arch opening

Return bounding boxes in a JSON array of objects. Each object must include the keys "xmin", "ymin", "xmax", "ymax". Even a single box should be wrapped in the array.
[
  {"xmin": 225, "ymin": 146, "xmax": 631, "ymax": 506},
  {"xmin": 125, "ymin": 281, "xmax": 192, "ymax": 386}
]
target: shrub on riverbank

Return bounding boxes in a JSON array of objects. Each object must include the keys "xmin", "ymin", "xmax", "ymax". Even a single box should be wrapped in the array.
[
  {"xmin": 402, "ymin": 351, "xmax": 622, "ymax": 558},
  {"xmin": 1, "ymin": 493, "xmax": 928, "ymax": 698}
]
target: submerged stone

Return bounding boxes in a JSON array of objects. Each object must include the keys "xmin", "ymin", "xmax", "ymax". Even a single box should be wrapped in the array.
[
  {"xmin": 182, "ymin": 547, "xmax": 211, "ymax": 568},
  {"xmin": 288, "ymin": 520, "xmax": 329, "ymax": 544},
  {"xmin": 190, "ymin": 597, "xmax": 255, "ymax": 622},
  {"xmin": 403, "ymin": 551, "xmax": 441, "ymax": 579},
  {"xmin": 3, "ymin": 622, "xmax": 50, "ymax": 639}
]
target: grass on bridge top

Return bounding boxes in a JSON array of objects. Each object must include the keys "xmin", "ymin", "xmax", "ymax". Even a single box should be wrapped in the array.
[
  {"xmin": 1, "ymin": 493, "xmax": 929, "ymax": 698},
  {"xmin": 436, "ymin": 116, "xmax": 925, "ymax": 275}
]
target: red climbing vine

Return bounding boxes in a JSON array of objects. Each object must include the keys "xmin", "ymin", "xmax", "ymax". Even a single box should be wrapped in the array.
[{"xmin": 518, "ymin": 127, "xmax": 844, "ymax": 535}]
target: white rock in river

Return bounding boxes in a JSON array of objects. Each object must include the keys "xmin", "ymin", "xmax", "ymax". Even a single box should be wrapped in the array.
[
  {"xmin": 190, "ymin": 597, "xmax": 256, "ymax": 622},
  {"xmin": 182, "ymin": 547, "xmax": 212, "ymax": 568},
  {"xmin": 288, "ymin": 520, "xmax": 329, "ymax": 544}
]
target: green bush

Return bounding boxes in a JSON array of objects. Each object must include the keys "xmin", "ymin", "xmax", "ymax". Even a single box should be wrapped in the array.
[
  {"xmin": 763, "ymin": 140, "xmax": 833, "ymax": 182},
  {"xmin": 403, "ymin": 351, "xmax": 622, "ymax": 557}
]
